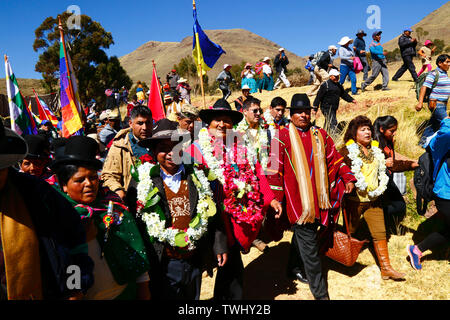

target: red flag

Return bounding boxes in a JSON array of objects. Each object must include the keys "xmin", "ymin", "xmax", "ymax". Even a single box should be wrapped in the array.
[
  {"xmin": 33, "ymin": 88, "xmax": 58, "ymax": 126},
  {"xmin": 147, "ymin": 62, "xmax": 165, "ymax": 121}
]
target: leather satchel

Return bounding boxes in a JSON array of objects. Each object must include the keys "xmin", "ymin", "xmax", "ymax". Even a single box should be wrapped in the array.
[{"xmin": 322, "ymin": 207, "xmax": 368, "ymax": 267}]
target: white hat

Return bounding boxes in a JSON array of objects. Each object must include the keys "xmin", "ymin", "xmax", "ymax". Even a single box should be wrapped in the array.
[
  {"xmin": 263, "ymin": 57, "xmax": 271, "ymax": 62},
  {"xmin": 279, "ymin": 48, "xmax": 285, "ymax": 52},
  {"xmin": 338, "ymin": 36, "xmax": 353, "ymax": 46},
  {"xmin": 99, "ymin": 110, "xmax": 110, "ymax": 121},
  {"xmin": 328, "ymin": 45, "xmax": 338, "ymax": 51},
  {"xmin": 329, "ymin": 69, "xmax": 340, "ymax": 77},
  {"xmin": 242, "ymin": 84, "xmax": 251, "ymax": 90},
  {"xmin": 223, "ymin": 64, "xmax": 231, "ymax": 69},
  {"xmin": 177, "ymin": 78, "xmax": 188, "ymax": 83}
]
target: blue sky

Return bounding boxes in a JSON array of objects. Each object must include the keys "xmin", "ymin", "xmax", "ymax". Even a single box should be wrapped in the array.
[{"xmin": 0, "ymin": 0, "xmax": 447, "ymax": 79}]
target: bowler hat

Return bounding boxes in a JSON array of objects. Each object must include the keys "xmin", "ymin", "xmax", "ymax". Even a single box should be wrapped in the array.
[
  {"xmin": 0, "ymin": 120, "xmax": 28, "ymax": 169},
  {"xmin": 50, "ymin": 136, "xmax": 103, "ymax": 170},
  {"xmin": 138, "ymin": 118, "xmax": 187, "ymax": 149},
  {"xmin": 199, "ymin": 99, "xmax": 243, "ymax": 125},
  {"xmin": 24, "ymin": 134, "xmax": 50, "ymax": 159},
  {"xmin": 288, "ymin": 94, "xmax": 312, "ymax": 110}
]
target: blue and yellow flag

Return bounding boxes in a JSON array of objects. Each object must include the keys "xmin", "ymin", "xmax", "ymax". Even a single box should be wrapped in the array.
[{"xmin": 192, "ymin": 0, "xmax": 225, "ymax": 75}]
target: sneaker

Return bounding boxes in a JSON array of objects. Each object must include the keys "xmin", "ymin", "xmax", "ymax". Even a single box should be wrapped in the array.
[
  {"xmin": 382, "ymin": 87, "xmax": 391, "ymax": 91},
  {"xmin": 392, "ymin": 78, "xmax": 398, "ymax": 81},
  {"xmin": 406, "ymin": 245, "xmax": 422, "ymax": 270}
]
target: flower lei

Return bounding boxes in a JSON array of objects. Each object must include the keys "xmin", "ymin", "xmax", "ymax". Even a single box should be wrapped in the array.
[
  {"xmin": 346, "ymin": 139, "xmax": 389, "ymax": 199},
  {"xmin": 198, "ymin": 128, "xmax": 264, "ymax": 227},
  {"xmin": 131, "ymin": 160, "xmax": 216, "ymax": 251},
  {"xmin": 235, "ymin": 118, "xmax": 269, "ymax": 170}
]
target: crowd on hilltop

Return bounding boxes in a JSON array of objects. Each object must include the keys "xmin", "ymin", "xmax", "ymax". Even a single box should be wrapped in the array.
[{"xmin": 0, "ymin": 26, "xmax": 449, "ymax": 301}]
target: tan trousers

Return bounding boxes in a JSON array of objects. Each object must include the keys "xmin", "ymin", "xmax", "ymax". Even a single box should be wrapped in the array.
[
  {"xmin": 344, "ymin": 199, "xmax": 386, "ymax": 241},
  {"xmin": 307, "ymin": 68, "xmax": 329, "ymax": 96}
]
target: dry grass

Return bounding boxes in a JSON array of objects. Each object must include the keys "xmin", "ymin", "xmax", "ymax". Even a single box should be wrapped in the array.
[{"xmin": 197, "ymin": 60, "xmax": 450, "ymax": 300}]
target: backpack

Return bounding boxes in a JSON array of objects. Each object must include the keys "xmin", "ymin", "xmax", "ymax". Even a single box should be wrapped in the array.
[
  {"xmin": 414, "ymin": 148, "xmax": 449, "ymax": 215},
  {"xmin": 415, "ymin": 69, "xmax": 439, "ymax": 102},
  {"xmin": 311, "ymin": 51, "xmax": 325, "ymax": 67}
]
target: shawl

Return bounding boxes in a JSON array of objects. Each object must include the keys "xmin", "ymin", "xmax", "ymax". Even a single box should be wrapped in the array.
[
  {"xmin": 289, "ymin": 123, "xmax": 331, "ymax": 224},
  {"xmin": 58, "ymin": 187, "xmax": 150, "ymax": 285},
  {"xmin": 0, "ymin": 180, "xmax": 42, "ymax": 300}
]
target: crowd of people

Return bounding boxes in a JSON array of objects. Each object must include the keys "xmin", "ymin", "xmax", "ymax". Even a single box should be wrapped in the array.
[{"xmin": 0, "ymin": 26, "xmax": 449, "ymax": 301}]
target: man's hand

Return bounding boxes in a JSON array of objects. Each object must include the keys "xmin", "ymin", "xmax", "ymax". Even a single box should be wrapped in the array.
[
  {"xmin": 270, "ymin": 199, "xmax": 283, "ymax": 219},
  {"xmin": 344, "ymin": 182, "xmax": 355, "ymax": 194},
  {"xmin": 217, "ymin": 253, "xmax": 228, "ymax": 267},
  {"xmin": 415, "ymin": 103, "xmax": 423, "ymax": 112},
  {"xmin": 360, "ymin": 50, "xmax": 366, "ymax": 55},
  {"xmin": 352, "ymin": 100, "xmax": 357, "ymax": 104},
  {"xmin": 385, "ymin": 157, "xmax": 394, "ymax": 168}
]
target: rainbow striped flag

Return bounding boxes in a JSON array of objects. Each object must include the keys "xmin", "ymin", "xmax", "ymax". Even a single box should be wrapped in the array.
[
  {"xmin": 33, "ymin": 88, "xmax": 58, "ymax": 126},
  {"xmin": 192, "ymin": 0, "xmax": 225, "ymax": 75},
  {"xmin": 59, "ymin": 22, "xmax": 83, "ymax": 137}
]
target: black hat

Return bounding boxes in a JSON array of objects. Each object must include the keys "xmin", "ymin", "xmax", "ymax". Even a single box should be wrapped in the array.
[
  {"xmin": 24, "ymin": 134, "xmax": 50, "ymax": 159},
  {"xmin": 372, "ymin": 30, "xmax": 382, "ymax": 38},
  {"xmin": 199, "ymin": 99, "xmax": 243, "ymax": 125},
  {"xmin": 138, "ymin": 118, "xmax": 188, "ymax": 149},
  {"xmin": 0, "ymin": 120, "xmax": 28, "ymax": 169},
  {"xmin": 288, "ymin": 94, "xmax": 312, "ymax": 110},
  {"xmin": 50, "ymin": 136, "xmax": 103, "ymax": 170},
  {"xmin": 356, "ymin": 29, "xmax": 367, "ymax": 36}
]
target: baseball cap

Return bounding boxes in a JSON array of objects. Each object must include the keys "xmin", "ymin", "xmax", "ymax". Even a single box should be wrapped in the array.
[
  {"xmin": 356, "ymin": 29, "xmax": 367, "ymax": 36},
  {"xmin": 404, "ymin": 27, "xmax": 412, "ymax": 32},
  {"xmin": 372, "ymin": 30, "xmax": 382, "ymax": 38},
  {"xmin": 279, "ymin": 48, "xmax": 285, "ymax": 52},
  {"xmin": 223, "ymin": 64, "xmax": 231, "ymax": 69},
  {"xmin": 328, "ymin": 45, "xmax": 337, "ymax": 51}
]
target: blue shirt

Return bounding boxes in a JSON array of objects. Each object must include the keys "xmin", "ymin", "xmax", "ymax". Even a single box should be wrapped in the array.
[
  {"xmin": 369, "ymin": 41, "xmax": 385, "ymax": 60},
  {"xmin": 429, "ymin": 118, "xmax": 450, "ymax": 200},
  {"xmin": 424, "ymin": 67, "xmax": 450, "ymax": 102}
]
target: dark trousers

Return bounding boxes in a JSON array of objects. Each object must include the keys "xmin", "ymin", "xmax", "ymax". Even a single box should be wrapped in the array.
[
  {"xmin": 393, "ymin": 55, "xmax": 418, "ymax": 81},
  {"xmin": 220, "ymin": 85, "xmax": 231, "ymax": 100},
  {"xmin": 359, "ymin": 56, "xmax": 370, "ymax": 81},
  {"xmin": 161, "ymin": 257, "xmax": 202, "ymax": 300},
  {"xmin": 291, "ymin": 223, "xmax": 329, "ymax": 299},
  {"xmin": 213, "ymin": 244, "xmax": 243, "ymax": 300},
  {"xmin": 383, "ymin": 177, "xmax": 407, "ymax": 235},
  {"xmin": 418, "ymin": 197, "xmax": 450, "ymax": 252}
]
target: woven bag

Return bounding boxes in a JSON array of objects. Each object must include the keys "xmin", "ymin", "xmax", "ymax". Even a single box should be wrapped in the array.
[{"xmin": 323, "ymin": 207, "xmax": 368, "ymax": 267}]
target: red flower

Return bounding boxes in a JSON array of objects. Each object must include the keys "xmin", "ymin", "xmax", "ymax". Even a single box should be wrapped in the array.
[{"xmin": 139, "ymin": 154, "xmax": 154, "ymax": 164}]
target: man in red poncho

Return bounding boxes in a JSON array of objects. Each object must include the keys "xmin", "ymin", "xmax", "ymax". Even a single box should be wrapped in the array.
[{"xmin": 266, "ymin": 93, "xmax": 356, "ymax": 300}]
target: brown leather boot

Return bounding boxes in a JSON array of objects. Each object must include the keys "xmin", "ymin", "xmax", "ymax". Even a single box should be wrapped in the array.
[{"xmin": 373, "ymin": 240, "xmax": 406, "ymax": 280}]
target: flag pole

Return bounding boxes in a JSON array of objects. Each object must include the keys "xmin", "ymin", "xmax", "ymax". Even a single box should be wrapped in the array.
[
  {"xmin": 152, "ymin": 60, "xmax": 166, "ymax": 116},
  {"xmin": 193, "ymin": 0, "xmax": 206, "ymax": 109}
]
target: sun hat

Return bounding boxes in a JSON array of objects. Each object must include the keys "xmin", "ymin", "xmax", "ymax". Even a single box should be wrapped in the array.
[
  {"xmin": 328, "ymin": 45, "xmax": 337, "ymax": 51},
  {"xmin": 263, "ymin": 57, "xmax": 271, "ymax": 62},
  {"xmin": 244, "ymin": 62, "xmax": 252, "ymax": 68},
  {"xmin": 199, "ymin": 99, "xmax": 243, "ymax": 125},
  {"xmin": 279, "ymin": 48, "xmax": 285, "ymax": 52},
  {"xmin": 223, "ymin": 64, "xmax": 232, "ymax": 69},
  {"xmin": 241, "ymin": 84, "xmax": 251, "ymax": 90},
  {"xmin": 424, "ymin": 40, "xmax": 433, "ymax": 46},
  {"xmin": 338, "ymin": 36, "xmax": 353, "ymax": 46},
  {"xmin": 177, "ymin": 78, "xmax": 188, "ymax": 83},
  {"xmin": 138, "ymin": 118, "xmax": 187, "ymax": 149},
  {"xmin": 329, "ymin": 69, "xmax": 341, "ymax": 77},
  {"xmin": 0, "ymin": 120, "xmax": 28, "ymax": 169}
]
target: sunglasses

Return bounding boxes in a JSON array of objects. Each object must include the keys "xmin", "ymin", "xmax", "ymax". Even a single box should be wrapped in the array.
[{"xmin": 251, "ymin": 108, "xmax": 262, "ymax": 114}]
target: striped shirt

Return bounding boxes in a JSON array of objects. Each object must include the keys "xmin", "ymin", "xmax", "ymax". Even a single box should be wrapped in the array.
[{"xmin": 424, "ymin": 67, "xmax": 450, "ymax": 102}]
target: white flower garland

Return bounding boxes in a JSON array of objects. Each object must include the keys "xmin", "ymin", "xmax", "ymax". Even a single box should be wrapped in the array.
[
  {"xmin": 235, "ymin": 118, "xmax": 269, "ymax": 169},
  {"xmin": 263, "ymin": 109, "xmax": 290, "ymax": 141},
  {"xmin": 346, "ymin": 139, "xmax": 389, "ymax": 199},
  {"xmin": 135, "ymin": 161, "xmax": 216, "ymax": 251}
]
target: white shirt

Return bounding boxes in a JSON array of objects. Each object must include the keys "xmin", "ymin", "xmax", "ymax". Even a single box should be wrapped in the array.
[
  {"xmin": 262, "ymin": 64, "xmax": 272, "ymax": 75},
  {"xmin": 160, "ymin": 165, "xmax": 185, "ymax": 193}
]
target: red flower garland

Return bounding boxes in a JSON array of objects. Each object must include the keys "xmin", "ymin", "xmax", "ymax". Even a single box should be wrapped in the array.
[{"xmin": 212, "ymin": 136, "xmax": 264, "ymax": 229}]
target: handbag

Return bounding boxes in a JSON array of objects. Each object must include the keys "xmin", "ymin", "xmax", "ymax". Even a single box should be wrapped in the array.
[
  {"xmin": 353, "ymin": 57, "xmax": 363, "ymax": 73},
  {"xmin": 322, "ymin": 207, "xmax": 368, "ymax": 267}
]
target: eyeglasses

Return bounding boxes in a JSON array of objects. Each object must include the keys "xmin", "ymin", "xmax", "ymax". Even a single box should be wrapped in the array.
[{"xmin": 252, "ymin": 109, "xmax": 262, "ymax": 114}]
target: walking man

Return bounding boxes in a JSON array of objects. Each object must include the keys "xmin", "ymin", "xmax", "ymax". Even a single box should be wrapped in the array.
[
  {"xmin": 361, "ymin": 31, "xmax": 391, "ymax": 92},
  {"xmin": 353, "ymin": 29, "xmax": 369, "ymax": 81},
  {"xmin": 217, "ymin": 64, "xmax": 234, "ymax": 100},
  {"xmin": 392, "ymin": 28, "xmax": 418, "ymax": 82},
  {"xmin": 274, "ymin": 48, "xmax": 291, "ymax": 89},
  {"xmin": 307, "ymin": 46, "xmax": 338, "ymax": 97}
]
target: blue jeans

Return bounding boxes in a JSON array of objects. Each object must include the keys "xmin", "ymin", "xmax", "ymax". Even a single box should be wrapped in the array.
[
  {"xmin": 339, "ymin": 64, "xmax": 357, "ymax": 94},
  {"xmin": 419, "ymin": 101, "xmax": 448, "ymax": 147}
]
